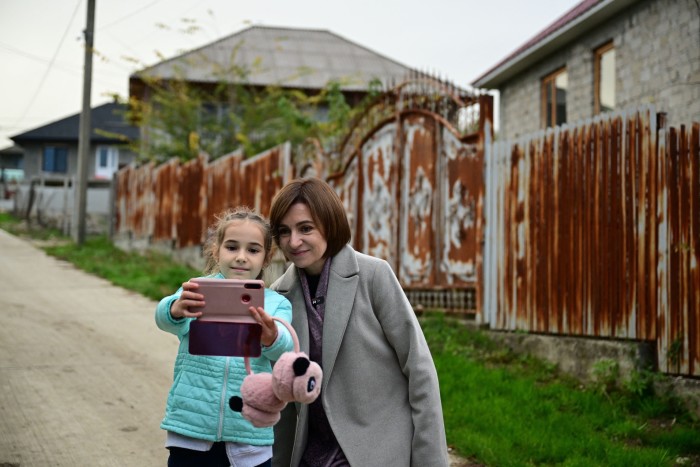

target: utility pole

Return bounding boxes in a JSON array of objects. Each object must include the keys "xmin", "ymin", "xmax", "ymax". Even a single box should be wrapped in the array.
[{"xmin": 72, "ymin": 0, "xmax": 96, "ymax": 245}]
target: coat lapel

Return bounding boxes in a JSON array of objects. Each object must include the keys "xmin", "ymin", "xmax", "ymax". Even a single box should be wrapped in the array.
[
  {"xmin": 320, "ymin": 246, "xmax": 359, "ymax": 381},
  {"xmin": 274, "ymin": 266, "xmax": 310, "ymax": 351},
  {"xmin": 273, "ymin": 246, "xmax": 359, "ymax": 385}
]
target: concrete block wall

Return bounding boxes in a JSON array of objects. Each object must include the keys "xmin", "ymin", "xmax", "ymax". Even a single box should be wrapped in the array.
[
  {"xmin": 11, "ymin": 183, "xmax": 112, "ymax": 234},
  {"xmin": 499, "ymin": 0, "xmax": 699, "ymax": 140}
]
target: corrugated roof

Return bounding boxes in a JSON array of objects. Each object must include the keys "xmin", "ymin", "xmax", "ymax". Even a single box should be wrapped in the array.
[
  {"xmin": 132, "ymin": 25, "xmax": 416, "ymax": 91},
  {"xmin": 11, "ymin": 103, "xmax": 138, "ymax": 144}
]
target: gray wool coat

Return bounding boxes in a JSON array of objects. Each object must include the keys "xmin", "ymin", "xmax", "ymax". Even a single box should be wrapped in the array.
[{"xmin": 271, "ymin": 245, "xmax": 449, "ymax": 467}]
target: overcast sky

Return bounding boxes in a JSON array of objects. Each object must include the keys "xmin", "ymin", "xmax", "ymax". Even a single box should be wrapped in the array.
[{"xmin": 0, "ymin": 0, "xmax": 582, "ymax": 149}]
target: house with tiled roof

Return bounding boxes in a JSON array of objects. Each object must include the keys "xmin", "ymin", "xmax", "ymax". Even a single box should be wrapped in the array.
[
  {"xmin": 10, "ymin": 102, "xmax": 139, "ymax": 182},
  {"xmin": 472, "ymin": 0, "xmax": 700, "ymax": 139},
  {"xmin": 127, "ymin": 25, "xmax": 436, "ymax": 162},
  {"xmin": 130, "ymin": 25, "xmax": 418, "ymax": 106}
]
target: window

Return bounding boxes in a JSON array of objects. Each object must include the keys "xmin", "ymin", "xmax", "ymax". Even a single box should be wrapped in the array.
[
  {"xmin": 542, "ymin": 67, "xmax": 568, "ymax": 128},
  {"xmin": 95, "ymin": 146, "xmax": 119, "ymax": 179},
  {"xmin": 42, "ymin": 146, "xmax": 68, "ymax": 173},
  {"xmin": 595, "ymin": 42, "xmax": 615, "ymax": 114}
]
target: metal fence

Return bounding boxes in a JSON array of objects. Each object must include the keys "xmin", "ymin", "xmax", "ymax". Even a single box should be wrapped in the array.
[
  {"xmin": 114, "ymin": 144, "xmax": 292, "ymax": 250},
  {"xmin": 321, "ymin": 78, "xmax": 493, "ymax": 313},
  {"xmin": 484, "ymin": 107, "xmax": 699, "ymax": 376},
  {"xmin": 112, "ymin": 88, "xmax": 699, "ymax": 377}
]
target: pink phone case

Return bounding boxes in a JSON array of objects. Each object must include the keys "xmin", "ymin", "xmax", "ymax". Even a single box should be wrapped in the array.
[
  {"xmin": 188, "ymin": 278, "xmax": 265, "ymax": 357},
  {"xmin": 191, "ymin": 278, "xmax": 265, "ymax": 323}
]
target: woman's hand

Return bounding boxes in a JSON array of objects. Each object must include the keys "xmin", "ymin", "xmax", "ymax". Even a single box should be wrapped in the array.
[
  {"xmin": 249, "ymin": 306, "xmax": 278, "ymax": 347},
  {"xmin": 170, "ymin": 281, "xmax": 204, "ymax": 319}
]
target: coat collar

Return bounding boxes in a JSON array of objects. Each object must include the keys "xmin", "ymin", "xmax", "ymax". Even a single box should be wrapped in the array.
[{"xmin": 275, "ymin": 245, "xmax": 359, "ymax": 379}]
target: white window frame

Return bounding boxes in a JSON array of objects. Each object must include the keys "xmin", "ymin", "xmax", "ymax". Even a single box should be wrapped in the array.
[{"xmin": 95, "ymin": 145, "xmax": 119, "ymax": 179}]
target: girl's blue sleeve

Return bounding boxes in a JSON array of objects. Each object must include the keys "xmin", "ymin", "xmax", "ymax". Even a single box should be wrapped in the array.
[
  {"xmin": 261, "ymin": 290, "xmax": 294, "ymax": 360},
  {"xmin": 155, "ymin": 287, "xmax": 190, "ymax": 336}
]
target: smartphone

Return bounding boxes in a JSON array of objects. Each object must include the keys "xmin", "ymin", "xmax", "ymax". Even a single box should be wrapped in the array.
[
  {"xmin": 188, "ymin": 278, "xmax": 265, "ymax": 357},
  {"xmin": 191, "ymin": 278, "xmax": 265, "ymax": 323},
  {"xmin": 189, "ymin": 320, "xmax": 262, "ymax": 357}
]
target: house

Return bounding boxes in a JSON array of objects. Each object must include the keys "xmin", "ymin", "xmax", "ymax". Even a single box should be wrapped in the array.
[
  {"xmin": 10, "ymin": 102, "xmax": 139, "ymax": 182},
  {"xmin": 128, "ymin": 25, "xmax": 427, "ymax": 159},
  {"xmin": 472, "ymin": 0, "xmax": 700, "ymax": 140},
  {"xmin": 0, "ymin": 144, "xmax": 23, "ymax": 172},
  {"xmin": 0, "ymin": 144, "xmax": 24, "ymax": 201},
  {"xmin": 130, "ymin": 25, "xmax": 419, "ymax": 108}
]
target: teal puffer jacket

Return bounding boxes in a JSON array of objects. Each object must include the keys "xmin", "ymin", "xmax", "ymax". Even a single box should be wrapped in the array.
[{"xmin": 155, "ymin": 275, "xmax": 293, "ymax": 445}]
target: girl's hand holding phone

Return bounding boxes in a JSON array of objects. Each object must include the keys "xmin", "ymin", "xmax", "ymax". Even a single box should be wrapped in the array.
[
  {"xmin": 249, "ymin": 306, "xmax": 278, "ymax": 346},
  {"xmin": 171, "ymin": 281, "xmax": 205, "ymax": 319}
]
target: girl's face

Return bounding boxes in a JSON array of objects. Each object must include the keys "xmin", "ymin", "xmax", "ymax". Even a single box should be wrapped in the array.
[
  {"xmin": 215, "ymin": 220, "xmax": 267, "ymax": 280},
  {"xmin": 277, "ymin": 202, "xmax": 328, "ymax": 275}
]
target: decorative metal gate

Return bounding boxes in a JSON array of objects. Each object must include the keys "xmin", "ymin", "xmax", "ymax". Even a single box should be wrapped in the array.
[{"xmin": 303, "ymin": 78, "xmax": 493, "ymax": 315}]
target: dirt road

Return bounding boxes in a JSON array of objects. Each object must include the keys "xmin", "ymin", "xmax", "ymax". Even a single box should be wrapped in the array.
[
  {"xmin": 0, "ymin": 229, "xmax": 177, "ymax": 466},
  {"xmin": 0, "ymin": 229, "xmax": 470, "ymax": 467}
]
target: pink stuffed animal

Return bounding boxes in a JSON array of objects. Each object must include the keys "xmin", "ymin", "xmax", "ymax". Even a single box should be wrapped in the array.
[{"xmin": 229, "ymin": 317, "xmax": 322, "ymax": 427}]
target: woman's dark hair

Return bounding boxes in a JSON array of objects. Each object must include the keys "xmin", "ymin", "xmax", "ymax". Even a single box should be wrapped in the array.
[{"xmin": 269, "ymin": 177, "xmax": 351, "ymax": 258}]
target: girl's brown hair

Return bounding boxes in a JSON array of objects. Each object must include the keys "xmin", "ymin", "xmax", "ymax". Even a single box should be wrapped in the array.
[
  {"xmin": 269, "ymin": 177, "xmax": 351, "ymax": 259},
  {"xmin": 203, "ymin": 206, "xmax": 273, "ymax": 279}
]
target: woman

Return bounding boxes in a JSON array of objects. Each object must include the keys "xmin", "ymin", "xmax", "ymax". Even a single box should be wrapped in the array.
[{"xmin": 269, "ymin": 177, "xmax": 449, "ymax": 467}]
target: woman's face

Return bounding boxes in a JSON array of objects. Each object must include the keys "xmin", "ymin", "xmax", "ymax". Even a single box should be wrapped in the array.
[{"xmin": 277, "ymin": 202, "xmax": 328, "ymax": 275}]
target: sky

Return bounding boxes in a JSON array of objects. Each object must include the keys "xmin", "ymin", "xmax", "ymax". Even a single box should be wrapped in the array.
[{"xmin": 0, "ymin": 0, "xmax": 582, "ymax": 149}]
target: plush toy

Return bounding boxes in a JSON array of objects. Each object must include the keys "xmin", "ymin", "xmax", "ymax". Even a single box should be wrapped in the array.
[{"xmin": 229, "ymin": 317, "xmax": 322, "ymax": 427}]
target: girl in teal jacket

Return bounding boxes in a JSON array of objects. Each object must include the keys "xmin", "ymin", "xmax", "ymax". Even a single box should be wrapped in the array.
[{"xmin": 155, "ymin": 207, "xmax": 293, "ymax": 467}]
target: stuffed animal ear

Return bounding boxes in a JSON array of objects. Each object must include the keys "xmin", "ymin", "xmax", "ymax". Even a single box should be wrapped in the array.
[{"xmin": 293, "ymin": 357, "xmax": 310, "ymax": 376}]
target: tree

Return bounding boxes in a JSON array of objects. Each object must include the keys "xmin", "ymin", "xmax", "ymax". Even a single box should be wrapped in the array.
[{"xmin": 124, "ymin": 49, "xmax": 379, "ymax": 163}]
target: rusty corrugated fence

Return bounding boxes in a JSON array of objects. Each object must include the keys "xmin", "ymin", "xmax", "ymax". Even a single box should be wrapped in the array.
[
  {"xmin": 115, "ymin": 143, "xmax": 292, "ymax": 249},
  {"xmin": 485, "ymin": 107, "xmax": 699, "ymax": 376},
  {"xmin": 113, "ymin": 86, "xmax": 698, "ymax": 377}
]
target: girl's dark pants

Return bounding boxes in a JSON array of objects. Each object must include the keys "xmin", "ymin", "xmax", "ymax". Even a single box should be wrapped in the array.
[{"xmin": 167, "ymin": 442, "xmax": 272, "ymax": 467}]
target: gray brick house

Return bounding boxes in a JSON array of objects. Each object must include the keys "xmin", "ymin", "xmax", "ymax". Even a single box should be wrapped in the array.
[{"xmin": 472, "ymin": 0, "xmax": 700, "ymax": 140}]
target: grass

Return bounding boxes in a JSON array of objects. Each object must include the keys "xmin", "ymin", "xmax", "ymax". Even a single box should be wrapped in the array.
[
  {"xmin": 2, "ymin": 212, "xmax": 699, "ymax": 466},
  {"xmin": 423, "ymin": 314, "xmax": 700, "ymax": 466},
  {"xmin": 0, "ymin": 212, "xmax": 200, "ymax": 300},
  {"xmin": 44, "ymin": 235, "xmax": 201, "ymax": 300}
]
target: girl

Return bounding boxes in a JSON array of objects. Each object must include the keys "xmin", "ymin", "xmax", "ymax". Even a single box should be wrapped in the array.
[
  {"xmin": 155, "ymin": 207, "xmax": 293, "ymax": 467},
  {"xmin": 268, "ymin": 178, "xmax": 449, "ymax": 467}
]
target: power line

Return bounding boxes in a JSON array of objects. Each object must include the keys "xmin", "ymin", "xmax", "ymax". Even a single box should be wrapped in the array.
[
  {"xmin": 0, "ymin": 42, "xmax": 80, "ymax": 76},
  {"xmin": 98, "ymin": 0, "xmax": 165, "ymax": 30},
  {"xmin": 11, "ymin": 0, "xmax": 83, "ymax": 131}
]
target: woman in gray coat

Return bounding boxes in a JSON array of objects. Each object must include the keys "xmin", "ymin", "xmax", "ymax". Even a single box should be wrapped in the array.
[{"xmin": 269, "ymin": 177, "xmax": 449, "ymax": 467}]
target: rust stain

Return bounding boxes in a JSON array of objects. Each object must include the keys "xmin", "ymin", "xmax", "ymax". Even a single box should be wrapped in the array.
[
  {"xmin": 487, "ymin": 109, "xmax": 699, "ymax": 376},
  {"xmin": 400, "ymin": 115, "xmax": 435, "ymax": 286},
  {"xmin": 441, "ymin": 128, "xmax": 482, "ymax": 287},
  {"xmin": 361, "ymin": 124, "xmax": 397, "ymax": 268}
]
